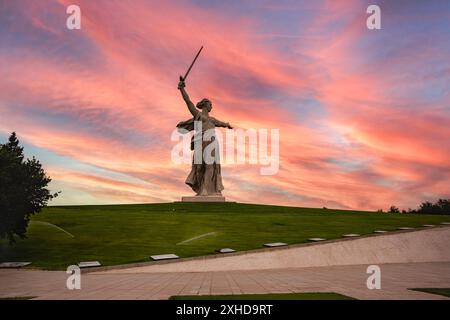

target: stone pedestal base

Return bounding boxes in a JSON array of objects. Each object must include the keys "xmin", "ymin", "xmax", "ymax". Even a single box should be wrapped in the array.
[{"xmin": 181, "ymin": 195, "xmax": 226, "ymax": 202}]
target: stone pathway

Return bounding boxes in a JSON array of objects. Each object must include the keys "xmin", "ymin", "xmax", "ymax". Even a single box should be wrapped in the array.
[{"xmin": 1, "ymin": 262, "xmax": 449, "ymax": 300}]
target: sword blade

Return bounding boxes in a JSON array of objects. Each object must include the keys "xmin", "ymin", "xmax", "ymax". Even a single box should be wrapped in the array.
[{"xmin": 182, "ymin": 46, "xmax": 203, "ymax": 81}]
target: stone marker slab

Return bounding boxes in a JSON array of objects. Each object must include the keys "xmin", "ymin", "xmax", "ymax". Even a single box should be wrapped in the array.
[
  {"xmin": 373, "ymin": 230, "xmax": 388, "ymax": 233},
  {"xmin": 78, "ymin": 261, "xmax": 101, "ymax": 268},
  {"xmin": 308, "ymin": 238, "xmax": 326, "ymax": 242},
  {"xmin": 150, "ymin": 254, "xmax": 179, "ymax": 261},
  {"xmin": 216, "ymin": 248, "xmax": 236, "ymax": 254},
  {"xmin": 264, "ymin": 242, "xmax": 288, "ymax": 248},
  {"xmin": 0, "ymin": 262, "xmax": 31, "ymax": 268},
  {"xmin": 441, "ymin": 222, "xmax": 450, "ymax": 225},
  {"xmin": 181, "ymin": 196, "xmax": 226, "ymax": 202},
  {"xmin": 343, "ymin": 234, "xmax": 360, "ymax": 237},
  {"xmin": 423, "ymin": 224, "xmax": 435, "ymax": 227},
  {"xmin": 398, "ymin": 227, "xmax": 414, "ymax": 230}
]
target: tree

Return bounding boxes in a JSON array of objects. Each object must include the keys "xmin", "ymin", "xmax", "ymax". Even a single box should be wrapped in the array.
[
  {"xmin": 417, "ymin": 199, "xmax": 450, "ymax": 215},
  {"xmin": 388, "ymin": 205, "xmax": 400, "ymax": 213},
  {"xmin": 418, "ymin": 201, "xmax": 435, "ymax": 214},
  {"xmin": 0, "ymin": 132, "xmax": 58, "ymax": 244},
  {"xmin": 436, "ymin": 199, "xmax": 450, "ymax": 213}
]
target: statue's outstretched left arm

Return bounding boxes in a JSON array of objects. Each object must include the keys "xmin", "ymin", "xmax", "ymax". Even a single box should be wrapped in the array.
[{"xmin": 212, "ymin": 118, "xmax": 233, "ymax": 129}]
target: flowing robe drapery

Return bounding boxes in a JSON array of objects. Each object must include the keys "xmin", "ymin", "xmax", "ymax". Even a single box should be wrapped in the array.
[{"xmin": 176, "ymin": 112, "xmax": 226, "ymax": 195}]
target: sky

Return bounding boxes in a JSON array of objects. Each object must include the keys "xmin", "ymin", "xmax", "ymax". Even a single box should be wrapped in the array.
[{"xmin": 0, "ymin": 0, "xmax": 449, "ymax": 210}]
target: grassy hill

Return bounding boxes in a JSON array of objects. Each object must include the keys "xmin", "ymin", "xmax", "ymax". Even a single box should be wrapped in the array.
[{"xmin": 1, "ymin": 202, "xmax": 448, "ymax": 270}]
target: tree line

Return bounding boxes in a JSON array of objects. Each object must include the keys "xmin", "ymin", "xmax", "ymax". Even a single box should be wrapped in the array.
[{"xmin": 386, "ymin": 199, "xmax": 450, "ymax": 215}]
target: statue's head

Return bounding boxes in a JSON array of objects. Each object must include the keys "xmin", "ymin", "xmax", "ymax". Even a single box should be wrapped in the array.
[{"xmin": 196, "ymin": 98, "xmax": 212, "ymax": 112}]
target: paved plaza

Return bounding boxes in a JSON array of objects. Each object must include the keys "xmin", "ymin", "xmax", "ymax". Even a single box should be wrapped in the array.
[
  {"xmin": 2, "ymin": 227, "xmax": 449, "ymax": 300},
  {"xmin": 1, "ymin": 262, "xmax": 449, "ymax": 300}
]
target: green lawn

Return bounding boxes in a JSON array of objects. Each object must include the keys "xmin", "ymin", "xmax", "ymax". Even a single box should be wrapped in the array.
[
  {"xmin": 169, "ymin": 292, "xmax": 355, "ymax": 300},
  {"xmin": 410, "ymin": 288, "xmax": 450, "ymax": 298},
  {"xmin": 0, "ymin": 202, "xmax": 448, "ymax": 270}
]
